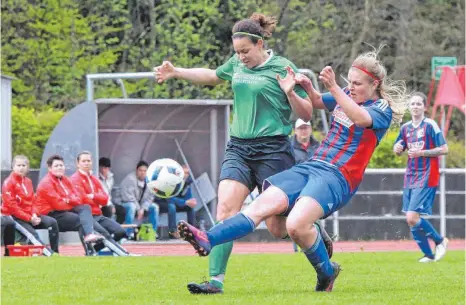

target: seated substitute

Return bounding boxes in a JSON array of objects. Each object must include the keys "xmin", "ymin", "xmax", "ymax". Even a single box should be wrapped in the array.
[
  {"xmin": 2, "ymin": 155, "xmax": 59, "ymax": 254},
  {"xmin": 120, "ymin": 160, "xmax": 159, "ymax": 237},
  {"xmin": 36, "ymin": 154, "xmax": 104, "ymax": 255},
  {"xmin": 71, "ymin": 151, "xmax": 132, "ymax": 256}
]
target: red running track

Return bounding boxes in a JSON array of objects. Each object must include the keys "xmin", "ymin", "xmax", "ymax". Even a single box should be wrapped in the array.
[{"xmin": 52, "ymin": 239, "xmax": 465, "ymax": 256}]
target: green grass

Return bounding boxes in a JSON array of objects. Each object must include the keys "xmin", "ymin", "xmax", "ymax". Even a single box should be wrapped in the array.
[{"xmin": 1, "ymin": 251, "xmax": 464, "ymax": 305}]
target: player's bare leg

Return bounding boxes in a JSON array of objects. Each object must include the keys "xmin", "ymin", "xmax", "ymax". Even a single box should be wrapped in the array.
[{"xmin": 265, "ymin": 215, "xmax": 333, "ymax": 258}]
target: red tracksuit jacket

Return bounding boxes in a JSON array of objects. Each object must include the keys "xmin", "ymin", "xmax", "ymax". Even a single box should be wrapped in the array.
[
  {"xmin": 70, "ymin": 170, "xmax": 108, "ymax": 216},
  {"xmin": 1, "ymin": 172, "xmax": 37, "ymax": 221},
  {"xmin": 36, "ymin": 172, "xmax": 82, "ymax": 215}
]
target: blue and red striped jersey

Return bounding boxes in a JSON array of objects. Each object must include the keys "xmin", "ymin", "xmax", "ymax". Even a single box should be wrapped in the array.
[
  {"xmin": 313, "ymin": 90, "xmax": 393, "ymax": 191},
  {"xmin": 395, "ymin": 118, "xmax": 446, "ymax": 188}
]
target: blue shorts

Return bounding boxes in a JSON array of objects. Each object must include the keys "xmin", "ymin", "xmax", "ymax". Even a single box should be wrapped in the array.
[
  {"xmin": 264, "ymin": 160, "xmax": 355, "ymax": 217},
  {"xmin": 402, "ymin": 187, "xmax": 437, "ymax": 215},
  {"xmin": 219, "ymin": 135, "xmax": 295, "ymax": 192}
]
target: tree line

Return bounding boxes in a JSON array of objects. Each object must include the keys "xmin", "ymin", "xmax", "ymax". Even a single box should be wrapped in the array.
[{"xmin": 1, "ymin": 0, "xmax": 464, "ymax": 167}]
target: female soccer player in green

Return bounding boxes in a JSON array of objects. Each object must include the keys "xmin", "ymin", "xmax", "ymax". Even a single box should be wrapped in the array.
[{"xmin": 154, "ymin": 13, "xmax": 329, "ymax": 294}]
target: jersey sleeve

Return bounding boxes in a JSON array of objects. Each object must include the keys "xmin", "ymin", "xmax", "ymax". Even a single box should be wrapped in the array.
[
  {"xmin": 394, "ymin": 126, "xmax": 407, "ymax": 149},
  {"xmin": 215, "ymin": 55, "xmax": 237, "ymax": 81},
  {"xmin": 320, "ymin": 87, "xmax": 350, "ymax": 112},
  {"xmin": 427, "ymin": 120, "xmax": 447, "ymax": 147},
  {"xmin": 365, "ymin": 99, "xmax": 393, "ymax": 129}
]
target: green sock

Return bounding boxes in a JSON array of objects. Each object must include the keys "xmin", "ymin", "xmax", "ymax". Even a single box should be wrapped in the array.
[{"xmin": 208, "ymin": 241, "xmax": 233, "ymax": 285}]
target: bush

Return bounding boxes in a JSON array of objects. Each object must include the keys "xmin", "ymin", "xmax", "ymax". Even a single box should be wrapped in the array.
[
  {"xmin": 368, "ymin": 129, "xmax": 407, "ymax": 168},
  {"xmin": 12, "ymin": 106, "xmax": 64, "ymax": 168}
]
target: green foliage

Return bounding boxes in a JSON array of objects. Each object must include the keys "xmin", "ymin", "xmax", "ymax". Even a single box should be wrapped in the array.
[
  {"xmin": 2, "ymin": 0, "xmax": 464, "ymax": 167},
  {"xmin": 445, "ymin": 136, "xmax": 466, "ymax": 168},
  {"xmin": 1, "ymin": 0, "xmax": 124, "ymax": 108},
  {"xmin": 11, "ymin": 106, "xmax": 64, "ymax": 168},
  {"xmin": 369, "ymin": 129, "xmax": 408, "ymax": 168}
]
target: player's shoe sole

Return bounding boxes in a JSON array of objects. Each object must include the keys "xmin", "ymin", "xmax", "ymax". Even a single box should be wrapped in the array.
[
  {"xmin": 178, "ymin": 221, "xmax": 211, "ymax": 256},
  {"xmin": 187, "ymin": 282, "xmax": 224, "ymax": 294}
]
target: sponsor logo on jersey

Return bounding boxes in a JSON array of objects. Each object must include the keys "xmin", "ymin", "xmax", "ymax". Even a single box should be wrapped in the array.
[
  {"xmin": 332, "ymin": 108, "xmax": 354, "ymax": 128},
  {"xmin": 407, "ymin": 141, "xmax": 425, "ymax": 151}
]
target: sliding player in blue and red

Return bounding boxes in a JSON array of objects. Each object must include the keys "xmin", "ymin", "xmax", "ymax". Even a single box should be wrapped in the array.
[
  {"xmin": 393, "ymin": 92, "xmax": 449, "ymax": 263},
  {"xmin": 178, "ymin": 49, "xmax": 408, "ymax": 292}
]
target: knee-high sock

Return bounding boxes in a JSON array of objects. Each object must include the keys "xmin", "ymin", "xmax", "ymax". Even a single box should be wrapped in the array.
[
  {"xmin": 206, "ymin": 213, "xmax": 255, "ymax": 247},
  {"xmin": 411, "ymin": 220, "xmax": 434, "ymax": 258},
  {"xmin": 418, "ymin": 218, "xmax": 443, "ymax": 244},
  {"xmin": 209, "ymin": 241, "xmax": 234, "ymax": 281},
  {"xmin": 303, "ymin": 232, "xmax": 334, "ymax": 280}
]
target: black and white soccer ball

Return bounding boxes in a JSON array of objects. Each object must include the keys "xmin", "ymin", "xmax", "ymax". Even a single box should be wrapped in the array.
[{"xmin": 146, "ymin": 158, "xmax": 185, "ymax": 199}]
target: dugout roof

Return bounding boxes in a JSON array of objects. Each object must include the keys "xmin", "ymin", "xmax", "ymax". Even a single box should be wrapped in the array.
[{"xmin": 39, "ymin": 99, "xmax": 231, "ymax": 190}]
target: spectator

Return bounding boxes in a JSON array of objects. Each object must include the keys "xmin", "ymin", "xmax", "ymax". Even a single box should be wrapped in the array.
[
  {"xmin": 120, "ymin": 160, "xmax": 159, "ymax": 237},
  {"xmin": 290, "ymin": 120, "xmax": 321, "ymax": 252},
  {"xmin": 98, "ymin": 157, "xmax": 115, "ymax": 218},
  {"xmin": 159, "ymin": 165, "xmax": 197, "ymax": 239},
  {"xmin": 2, "ymin": 155, "xmax": 59, "ymax": 254},
  {"xmin": 36, "ymin": 154, "xmax": 104, "ymax": 248},
  {"xmin": 290, "ymin": 119, "xmax": 320, "ymax": 164},
  {"xmin": 71, "ymin": 151, "xmax": 130, "ymax": 254},
  {"xmin": 98, "ymin": 157, "xmax": 126, "ymax": 223}
]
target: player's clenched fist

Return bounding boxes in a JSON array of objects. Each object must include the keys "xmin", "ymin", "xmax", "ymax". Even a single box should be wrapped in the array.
[
  {"xmin": 319, "ymin": 66, "xmax": 337, "ymax": 89},
  {"xmin": 393, "ymin": 141, "xmax": 404, "ymax": 155}
]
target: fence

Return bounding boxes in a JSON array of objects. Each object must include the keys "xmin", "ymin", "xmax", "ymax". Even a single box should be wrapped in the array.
[{"xmin": 325, "ymin": 168, "xmax": 465, "ymax": 240}]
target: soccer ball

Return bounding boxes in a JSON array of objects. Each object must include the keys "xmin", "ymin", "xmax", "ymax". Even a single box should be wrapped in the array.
[{"xmin": 146, "ymin": 158, "xmax": 185, "ymax": 199}]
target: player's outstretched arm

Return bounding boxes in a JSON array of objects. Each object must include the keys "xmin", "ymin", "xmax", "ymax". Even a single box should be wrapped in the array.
[
  {"xmin": 319, "ymin": 66, "xmax": 372, "ymax": 127},
  {"xmin": 153, "ymin": 61, "xmax": 224, "ymax": 86}
]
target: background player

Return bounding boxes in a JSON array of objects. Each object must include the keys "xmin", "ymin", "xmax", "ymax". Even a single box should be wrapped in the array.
[{"xmin": 393, "ymin": 92, "xmax": 449, "ymax": 262}]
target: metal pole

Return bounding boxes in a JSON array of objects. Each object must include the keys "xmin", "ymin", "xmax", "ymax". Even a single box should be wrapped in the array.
[
  {"xmin": 440, "ymin": 109, "xmax": 447, "ymax": 236},
  {"xmin": 210, "ymin": 108, "xmax": 218, "ymax": 221},
  {"xmin": 86, "ymin": 76, "xmax": 94, "ymax": 102},
  {"xmin": 174, "ymin": 139, "xmax": 216, "ymax": 225},
  {"xmin": 298, "ymin": 69, "xmax": 329, "ymax": 134},
  {"xmin": 225, "ymin": 105, "xmax": 230, "ymax": 144},
  {"xmin": 115, "ymin": 79, "xmax": 128, "ymax": 98},
  {"xmin": 332, "ymin": 212, "xmax": 339, "ymax": 241}
]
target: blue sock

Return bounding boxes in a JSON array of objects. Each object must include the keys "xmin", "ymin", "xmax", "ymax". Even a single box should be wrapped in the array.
[
  {"xmin": 411, "ymin": 220, "xmax": 434, "ymax": 258},
  {"xmin": 206, "ymin": 213, "xmax": 255, "ymax": 247},
  {"xmin": 303, "ymin": 232, "xmax": 334, "ymax": 279},
  {"xmin": 418, "ymin": 218, "xmax": 443, "ymax": 244}
]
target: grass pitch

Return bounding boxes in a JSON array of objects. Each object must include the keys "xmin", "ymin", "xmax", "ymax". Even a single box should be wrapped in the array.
[{"xmin": 1, "ymin": 251, "xmax": 464, "ymax": 305}]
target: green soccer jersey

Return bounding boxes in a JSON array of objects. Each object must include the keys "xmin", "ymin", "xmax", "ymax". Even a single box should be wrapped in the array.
[{"xmin": 216, "ymin": 51, "xmax": 308, "ymax": 139}]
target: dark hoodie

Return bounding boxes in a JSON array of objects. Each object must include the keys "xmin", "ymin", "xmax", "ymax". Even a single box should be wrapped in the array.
[{"xmin": 290, "ymin": 135, "xmax": 320, "ymax": 164}]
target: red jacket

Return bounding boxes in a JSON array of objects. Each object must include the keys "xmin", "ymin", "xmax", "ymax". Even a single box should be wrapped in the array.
[
  {"xmin": 70, "ymin": 170, "xmax": 108, "ymax": 215},
  {"xmin": 36, "ymin": 173, "xmax": 82, "ymax": 215},
  {"xmin": 1, "ymin": 172, "xmax": 37, "ymax": 221}
]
